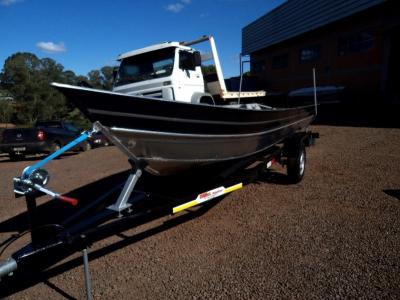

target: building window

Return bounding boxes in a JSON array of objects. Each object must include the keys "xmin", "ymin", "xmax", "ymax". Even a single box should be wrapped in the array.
[
  {"xmin": 251, "ymin": 60, "xmax": 265, "ymax": 73},
  {"xmin": 299, "ymin": 45, "xmax": 321, "ymax": 62},
  {"xmin": 338, "ymin": 31, "xmax": 374, "ymax": 56},
  {"xmin": 272, "ymin": 53, "xmax": 288, "ymax": 69}
]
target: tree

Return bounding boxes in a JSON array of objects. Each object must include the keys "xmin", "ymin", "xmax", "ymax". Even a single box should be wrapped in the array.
[
  {"xmin": 201, "ymin": 64, "xmax": 216, "ymax": 75},
  {"xmin": 0, "ymin": 52, "xmax": 115, "ymax": 126},
  {"xmin": 62, "ymin": 70, "xmax": 77, "ymax": 84},
  {"xmin": 87, "ymin": 66, "xmax": 114, "ymax": 90},
  {"xmin": 0, "ymin": 100, "xmax": 15, "ymax": 124},
  {"xmin": 100, "ymin": 66, "xmax": 114, "ymax": 90},
  {"xmin": 87, "ymin": 70, "xmax": 102, "ymax": 89},
  {"xmin": 0, "ymin": 52, "xmax": 69, "ymax": 124},
  {"xmin": 0, "ymin": 89, "xmax": 15, "ymax": 124}
]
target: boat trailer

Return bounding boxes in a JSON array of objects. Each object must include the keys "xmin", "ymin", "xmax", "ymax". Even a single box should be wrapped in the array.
[{"xmin": 0, "ymin": 121, "xmax": 317, "ymax": 298}]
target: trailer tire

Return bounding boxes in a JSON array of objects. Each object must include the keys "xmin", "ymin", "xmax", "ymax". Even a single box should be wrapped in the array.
[{"xmin": 287, "ymin": 142, "xmax": 306, "ymax": 183}]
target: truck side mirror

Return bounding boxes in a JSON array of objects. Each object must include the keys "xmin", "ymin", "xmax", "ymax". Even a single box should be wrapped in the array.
[
  {"xmin": 194, "ymin": 51, "xmax": 202, "ymax": 67},
  {"xmin": 179, "ymin": 51, "xmax": 196, "ymax": 71}
]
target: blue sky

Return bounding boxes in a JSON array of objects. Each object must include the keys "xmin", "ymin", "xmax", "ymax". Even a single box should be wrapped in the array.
[{"xmin": 0, "ymin": 0, "xmax": 285, "ymax": 78}]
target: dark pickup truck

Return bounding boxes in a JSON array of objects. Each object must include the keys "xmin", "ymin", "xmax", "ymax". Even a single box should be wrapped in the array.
[{"xmin": 0, "ymin": 121, "xmax": 91, "ymax": 160}]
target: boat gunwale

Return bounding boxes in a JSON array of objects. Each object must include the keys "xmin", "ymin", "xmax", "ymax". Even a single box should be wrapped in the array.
[
  {"xmin": 51, "ymin": 82, "xmax": 316, "ymax": 114},
  {"xmin": 90, "ymin": 108, "xmax": 313, "ymax": 127},
  {"xmin": 110, "ymin": 115, "xmax": 314, "ymax": 138}
]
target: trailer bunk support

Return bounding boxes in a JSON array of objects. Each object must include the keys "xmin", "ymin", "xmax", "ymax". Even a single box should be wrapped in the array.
[{"xmin": 108, "ymin": 168, "xmax": 142, "ymax": 214}]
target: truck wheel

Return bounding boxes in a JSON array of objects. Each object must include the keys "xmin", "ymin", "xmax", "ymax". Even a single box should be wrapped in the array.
[
  {"xmin": 81, "ymin": 142, "xmax": 91, "ymax": 152},
  {"xmin": 287, "ymin": 142, "xmax": 306, "ymax": 184},
  {"xmin": 9, "ymin": 152, "xmax": 25, "ymax": 161},
  {"xmin": 50, "ymin": 142, "xmax": 61, "ymax": 153},
  {"xmin": 200, "ymin": 96, "xmax": 215, "ymax": 105}
]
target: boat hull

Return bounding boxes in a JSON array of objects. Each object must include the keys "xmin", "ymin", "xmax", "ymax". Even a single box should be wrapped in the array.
[{"xmin": 52, "ymin": 83, "xmax": 315, "ymax": 175}]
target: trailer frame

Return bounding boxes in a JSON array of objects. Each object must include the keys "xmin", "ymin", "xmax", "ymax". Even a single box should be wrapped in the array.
[{"xmin": 0, "ymin": 121, "xmax": 317, "ymax": 299}]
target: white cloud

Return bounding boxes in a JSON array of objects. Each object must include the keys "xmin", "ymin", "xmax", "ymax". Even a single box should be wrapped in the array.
[
  {"xmin": 0, "ymin": 0, "xmax": 21, "ymax": 6},
  {"xmin": 165, "ymin": 0, "xmax": 192, "ymax": 13},
  {"xmin": 36, "ymin": 41, "xmax": 66, "ymax": 53},
  {"xmin": 165, "ymin": 3, "xmax": 184, "ymax": 13}
]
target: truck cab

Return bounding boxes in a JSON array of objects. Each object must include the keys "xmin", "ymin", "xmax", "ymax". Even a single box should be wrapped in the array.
[
  {"xmin": 112, "ymin": 36, "xmax": 265, "ymax": 104},
  {"xmin": 113, "ymin": 42, "xmax": 207, "ymax": 103}
]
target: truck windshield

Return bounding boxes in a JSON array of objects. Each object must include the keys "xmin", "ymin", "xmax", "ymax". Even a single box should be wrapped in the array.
[{"xmin": 115, "ymin": 47, "xmax": 175, "ymax": 86}]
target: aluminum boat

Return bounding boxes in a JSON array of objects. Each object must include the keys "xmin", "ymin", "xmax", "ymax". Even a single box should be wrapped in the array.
[{"xmin": 52, "ymin": 83, "xmax": 315, "ymax": 175}]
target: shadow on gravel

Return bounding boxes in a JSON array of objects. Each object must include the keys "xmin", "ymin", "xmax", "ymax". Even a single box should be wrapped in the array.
[
  {"xmin": 256, "ymin": 170, "xmax": 291, "ymax": 185},
  {"xmin": 0, "ymin": 167, "xmax": 241, "ymax": 298},
  {"xmin": 43, "ymin": 280, "xmax": 77, "ymax": 300},
  {"xmin": 0, "ymin": 161, "xmax": 290, "ymax": 234},
  {"xmin": 0, "ymin": 194, "xmax": 222, "ymax": 299},
  {"xmin": 0, "ymin": 152, "xmax": 78, "ymax": 164},
  {"xmin": 0, "ymin": 158, "xmax": 291, "ymax": 298},
  {"xmin": 0, "ymin": 170, "xmax": 130, "ymax": 234},
  {"xmin": 383, "ymin": 189, "xmax": 400, "ymax": 201}
]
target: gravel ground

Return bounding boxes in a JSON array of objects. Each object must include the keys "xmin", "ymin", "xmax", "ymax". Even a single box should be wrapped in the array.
[{"xmin": 0, "ymin": 124, "xmax": 399, "ymax": 299}]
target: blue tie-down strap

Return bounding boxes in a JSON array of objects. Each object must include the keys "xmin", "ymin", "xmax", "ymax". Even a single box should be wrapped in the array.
[{"xmin": 22, "ymin": 131, "xmax": 91, "ymax": 179}]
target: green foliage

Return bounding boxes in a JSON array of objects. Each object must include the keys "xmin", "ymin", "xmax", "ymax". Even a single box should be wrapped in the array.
[
  {"xmin": 201, "ymin": 64, "xmax": 216, "ymax": 75},
  {"xmin": 0, "ymin": 99, "xmax": 15, "ymax": 124},
  {"xmin": 0, "ymin": 52, "xmax": 68, "ymax": 124},
  {"xmin": 87, "ymin": 66, "xmax": 114, "ymax": 90},
  {"xmin": 65, "ymin": 108, "xmax": 91, "ymax": 129},
  {"xmin": 100, "ymin": 66, "xmax": 114, "ymax": 90},
  {"xmin": 0, "ymin": 52, "xmax": 115, "ymax": 127}
]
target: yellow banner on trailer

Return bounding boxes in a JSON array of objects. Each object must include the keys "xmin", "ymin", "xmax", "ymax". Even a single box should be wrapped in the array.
[{"xmin": 173, "ymin": 183, "xmax": 243, "ymax": 214}]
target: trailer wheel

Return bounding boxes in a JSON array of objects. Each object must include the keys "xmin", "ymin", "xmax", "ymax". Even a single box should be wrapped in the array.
[{"xmin": 287, "ymin": 142, "xmax": 306, "ymax": 183}]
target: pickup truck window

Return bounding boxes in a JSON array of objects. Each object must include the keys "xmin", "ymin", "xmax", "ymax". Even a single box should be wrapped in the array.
[
  {"xmin": 115, "ymin": 47, "xmax": 175, "ymax": 86},
  {"xmin": 64, "ymin": 122, "xmax": 80, "ymax": 133}
]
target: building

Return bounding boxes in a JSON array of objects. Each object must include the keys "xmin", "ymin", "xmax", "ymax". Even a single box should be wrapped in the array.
[{"xmin": 242, "ymin": 0, "xmax": 399, "ymax": 103}]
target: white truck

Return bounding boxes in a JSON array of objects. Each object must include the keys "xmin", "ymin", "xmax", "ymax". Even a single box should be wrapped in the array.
[{"xmin": 112, "ymin": 35, "xmax": 265, "ymax": 104}]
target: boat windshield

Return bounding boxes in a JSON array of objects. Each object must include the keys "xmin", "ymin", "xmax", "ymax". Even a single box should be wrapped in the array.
[{"xmin": 115, "ymin": 47, "xmax": 176, "ymax": 86}]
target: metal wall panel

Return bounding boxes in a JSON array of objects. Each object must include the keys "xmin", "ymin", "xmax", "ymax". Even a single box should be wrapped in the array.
[{"xmin": 242, "ymin": 0, "xmax": 386, "ymax": 54}]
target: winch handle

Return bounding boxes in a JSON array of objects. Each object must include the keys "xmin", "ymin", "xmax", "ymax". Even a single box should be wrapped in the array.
[
  {"xmin": 30, "ymin": 181, "xmax": 79, "ymax": 207},
  {"xmin": 58, "ymin": 195, "xmax": 79, "ymax": 206}
]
